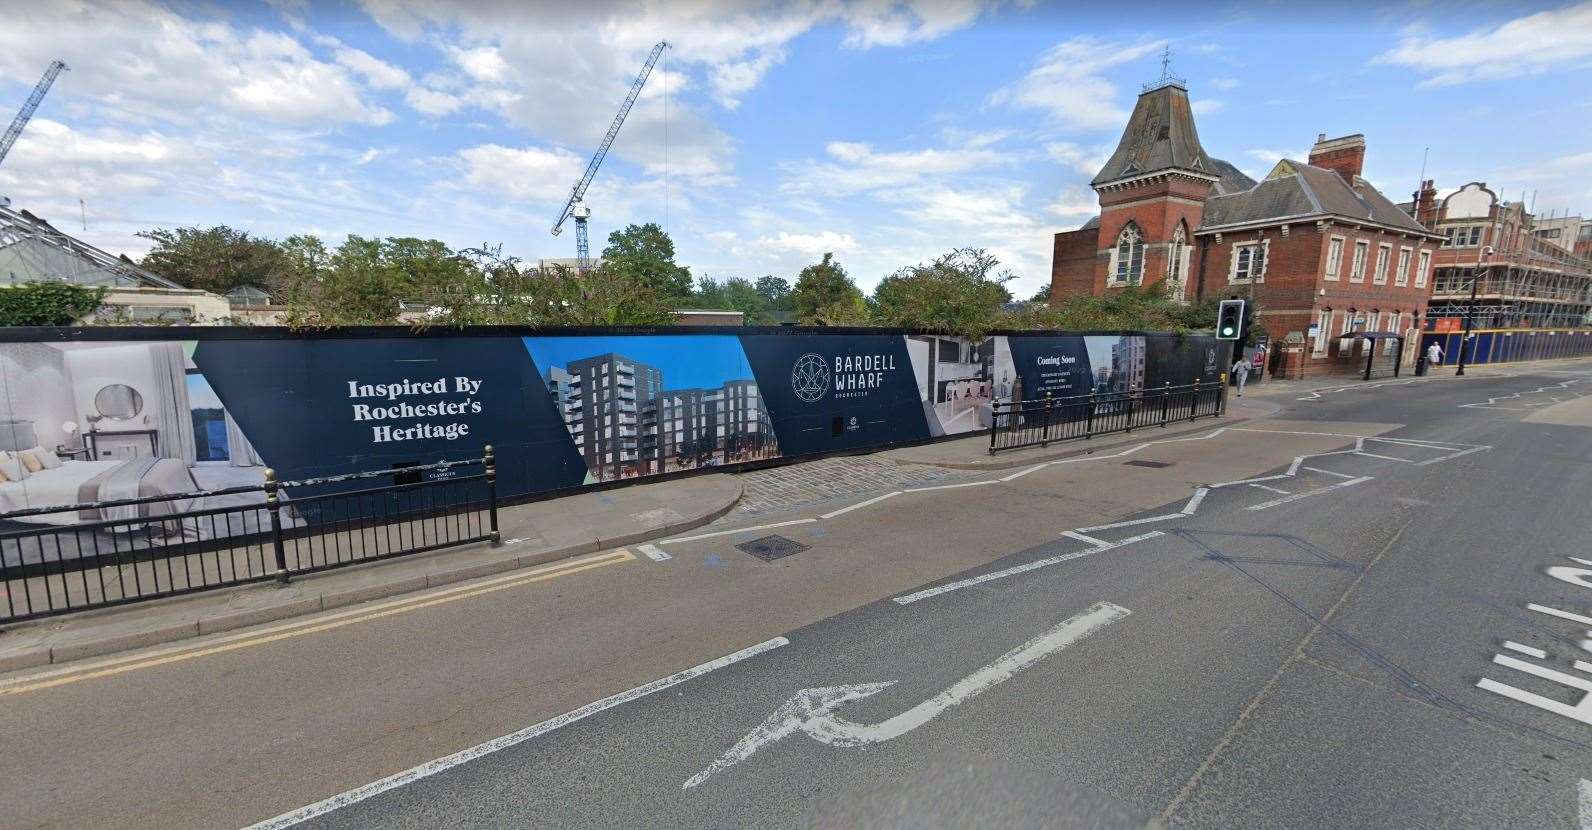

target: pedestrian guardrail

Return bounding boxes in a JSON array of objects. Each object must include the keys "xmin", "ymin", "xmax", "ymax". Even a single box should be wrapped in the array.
[
  {"xmin": 988, "ymin": 381, "xmax": 1224, "ymax": 454},
  {"xmin": 0, "ymin": 447, "xmax": 502, "ymax": 624}
]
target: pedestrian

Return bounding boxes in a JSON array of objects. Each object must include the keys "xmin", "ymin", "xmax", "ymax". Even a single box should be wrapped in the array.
[
  {"xmin": 1231, "ymin": 355, "xmax": 1250, "ymax": 396},
  {"xmin": 1426, "ymin": 341, "xmax": 1443, "ymax": 368}
]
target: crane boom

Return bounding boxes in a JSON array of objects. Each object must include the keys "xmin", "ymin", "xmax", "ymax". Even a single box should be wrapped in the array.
[
  {"xmin": 551, "ymin": 41, "xmax": 667, "ymax": 269},
  {"xmin": 0, "ymin": 60, "xmax": 69, "ymax": 169}
]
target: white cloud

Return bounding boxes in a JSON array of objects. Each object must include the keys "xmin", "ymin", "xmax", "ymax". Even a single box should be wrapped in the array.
[
  {"xmin": 989, "ymin": 36, "xmax": 1164, "ymax": 130},
  {"xmin": 756, "ymin": 230, "xmax": 860, "ymax": 256},
  {"xmin": 782, "ymin": 139, "xmax": 1008, "ymax": 196},
  {"xmin": 1379, "ymin": 2, "xmax": 1592, "ymax": 86},
  {"xmin": 1190, "ymin": 99, "xmax": 1224, "ymax": 115},
  {"xmin": 334, "ymin": 46, "xmax": 411, "ymax": 91},
  {"xmin": 405, "ymin": 86, "xmax": 465, "ymax": 117},
  {"xmin": 841, "ymin": 0, "xmax": 989, "ymax": 48},
  {"xmin": 1044, "ymin": 185, "xmax": 1098, "ymax": 219},
  {"xmin": 0, "ymin": 4, "xmax": 394, "ymax": 127},
  {"xmin": 1045, "ymin": 142, "xmax": 1111, "ymax": 177},
  {"xmin": 451, "ymin": 144, "xmax": 586, "ymax": 202},
  {"xmin": 451, "ymin": 45, "xmax": 509, "ymax": 82},
  {"xmin": 1208, "ymin": 76, "xmax": 1239, "ymax": 90}
]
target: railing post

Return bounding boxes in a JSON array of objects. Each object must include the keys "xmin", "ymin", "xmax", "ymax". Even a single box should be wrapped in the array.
[
  {"xmin": 1039, "ymin": 393, "xmax": 1053, "ymax": 447},
  {"xmin": 988, "ymin": 401, "xmax": 1000, "ymax": 455},
  {"xmin": 1160, "ymin": 381, "xmax": 1171, "ymax": 427},
  {"xmin": 485, "ymin": 445, "xmax": 502, "ymax": 547},
  {"xmin": 264, "ymin": 468, "xmax": 289, "ymax": 583},
  {"xmin": 1124, "ymin": 389, "xmax": 1135, "ymax": 432},
  {"xmin": 1191, "ymin": 379, "xmax": 1201, "ymax": 421},
  {"xmin": 1085, "ymin": 392, "xmax": 1097, "ymax": 438}
]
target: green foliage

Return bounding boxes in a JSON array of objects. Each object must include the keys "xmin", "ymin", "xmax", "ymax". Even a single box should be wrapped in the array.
[
  {"xmin": 137, "ymin": 226, "xmax": 286, "ymax": 295},
  {"xmin": 792, "ymin": 253, "xmax": 868, "ymax": 325},
  {"xmin": 0, "ymin": 282, "xmax": 108, "ymax": 325},
  {"xmin": 870, "ymin": 247, "xmax": 1014, "ymax": 339},
  {"xmin": 1001, "ymin": 284, "xmax": 1248, "ymax": 336},
  {"xmin": 521, "ymin": 263, "xmax": 675, "ymax": 326},
  {"xmin": 693, "ymin": 276, "xmax": 786, "ymax": 324},
  {"xmin": 601, "ymin": 223, "xmax": 693, "ymax": 299}
]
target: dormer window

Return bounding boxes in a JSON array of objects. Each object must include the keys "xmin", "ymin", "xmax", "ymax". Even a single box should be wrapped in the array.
[{"xmin": 1109, "ymin": 223, "xmax": 1145, "ymax": 286}]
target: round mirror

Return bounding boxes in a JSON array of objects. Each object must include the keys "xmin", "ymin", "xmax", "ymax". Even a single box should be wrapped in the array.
[{"xmin": 94, "ymin": 384, "xmax": 143, "ymax": 420}]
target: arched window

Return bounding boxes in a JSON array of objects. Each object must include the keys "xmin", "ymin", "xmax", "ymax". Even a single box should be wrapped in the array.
[
  {"xmin": 1166, "ymin": 222, "xmax": 1190, "ymax": 299},
  {"xmin": 1112, "ymin": 223, "xmax": 1145, "ymax": 285}
]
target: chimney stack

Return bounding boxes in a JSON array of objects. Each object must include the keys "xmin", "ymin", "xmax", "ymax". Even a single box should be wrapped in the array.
[
  {"xmin": 1308, "ymin": 133, "xmax": 1366, "ymax": 184},
  {"xmin": 1415, "ymin": 179, "xmax": 1438, "ymax": 228}
]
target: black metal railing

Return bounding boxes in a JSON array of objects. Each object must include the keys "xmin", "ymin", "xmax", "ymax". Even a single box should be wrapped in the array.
[
  {"xmin": 989, "ymin": 381, "xmax": 1224, "ymax": 453},
  {"xmin": 0, "ymin": 446, "xmax": 502, "ymax": 624}
]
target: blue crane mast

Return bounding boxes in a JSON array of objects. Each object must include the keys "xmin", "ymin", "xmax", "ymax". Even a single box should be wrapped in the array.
[
  {"xmin": 551, "ymin": 41, "xmax": 667, "ymax": 271},
  {"xmin": 0, "ymin": 60, "xmax": 69, "ymax": 171}
]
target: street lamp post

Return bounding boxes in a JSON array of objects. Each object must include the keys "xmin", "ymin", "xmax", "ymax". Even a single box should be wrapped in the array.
[{"xmin": 1456, "ymin": 246, "xmax": 1493, "ymax": 377}]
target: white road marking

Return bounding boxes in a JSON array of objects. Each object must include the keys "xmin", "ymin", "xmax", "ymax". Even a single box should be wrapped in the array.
[
  {"xmin": 892, "ymin": 532, "xmax": 1162, "ymax": 605},
  {"xmin": 1248, "ymin": 483, "xmax": 1291, "ymax": 495},
  {"xmin": 1527, "ymin": 604, "xmax": 1592, "ymax": 627},
  {"xmin": 1460, "ymin": 379, "xmax": 1582, "ymax": 410},
  {"xmin": 999, "ymin": 464, "xmax": 1048, "ymax": 482},
  {"xmin": 638, "ymin": 544, "xmax": 672, "ymax": 562},
  {"xmin": 1301, "ymin": 466, "xmax": 1358, "ymax": 479},
  {"xmin": 1353, "ymin": 451, "xmax": 1407, "ymax": 462},
  {"xmin": 1181, "ymin": 487, "xmax": 1210, "ymax": 515},
  {"xmin": 1579, "ymin": 779, "xmax": 1592, "ymax": 830},
  {"xmin": 819, "ymin": 491, "xmax": 901, "ymax": 519},
  {"xmin": 683, "ymin": 602, "xmax": 1130, "ymax": 789},
  {"xmin": 1059, "ymin": 530, "xmax": 1108, "ymax": 547},
  {"xmin": 1076, "ymin": 513, "xmax": 1186, "ymax": 532},
  {"xmin": 659, "ymin": 518, "xmax": 816, "ymax": 545},
  {"xmin": 1503, "ymin": 641, "xmax": 1548, "ymax": 659},
  {"xmin": 900, "ymin": 480, "xmax": 997, "ymax": 493},
  {"xmin": 248, "ymin": 636, "xmax": 790, "ymax": 829},
  {"xmin": 1245, "ymin": 477, "xmax": 1372, "ymax": 511},
  {"xmin": 1477, "ymin": 653, "xmax": 1592, "ymax": 726},
  {"xmin": 1414, "ymin": 446, "xmax": 1490, "ymax": 466}
]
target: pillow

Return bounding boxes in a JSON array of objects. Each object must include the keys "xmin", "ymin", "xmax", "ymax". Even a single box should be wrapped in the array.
[
  {"xmin": 17, "ymin": 451, "xmax": 43, "ymax": 473},
  {"xmin": 24, "ymin": 446, "xmax": 62, "ymax": 470},
  {"xmin": 0, "ymin": 452, "xmax": 26, "ymax": 482}
]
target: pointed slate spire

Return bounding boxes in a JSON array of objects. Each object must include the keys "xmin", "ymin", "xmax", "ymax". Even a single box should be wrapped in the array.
[{"xmin": 1090, "ymin": 83, "xmax": 1218, "ymax": 188}]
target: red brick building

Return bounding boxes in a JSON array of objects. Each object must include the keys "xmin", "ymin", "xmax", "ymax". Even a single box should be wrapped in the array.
[{"xmin": 1050, "ymin": 81, "xmax": 1444, "ymax": 377}]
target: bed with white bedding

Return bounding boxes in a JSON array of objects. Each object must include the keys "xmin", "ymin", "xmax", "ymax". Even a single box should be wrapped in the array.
[{"xmin": 0, "ymin": 458, "xmax": 200, "ymax": 526}]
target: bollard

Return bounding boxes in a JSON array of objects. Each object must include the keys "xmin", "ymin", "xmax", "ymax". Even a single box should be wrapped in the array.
[
  {"xmin": 485, "ymin": 444, "xmax": 502, "ymax": 546},
  {"xmin": 264, "ymin": 468, "xmax": 289, "ymax": 583}
]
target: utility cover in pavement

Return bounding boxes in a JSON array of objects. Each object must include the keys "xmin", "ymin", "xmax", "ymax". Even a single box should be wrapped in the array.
[{"xmin": 737, "ymin": 535, "xmax": 810, "ymax": 561}]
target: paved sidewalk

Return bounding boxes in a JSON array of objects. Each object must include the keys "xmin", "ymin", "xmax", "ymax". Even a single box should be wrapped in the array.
[
  {"xmin": 1244, "ymin": 355, "xmax": 1592, "ymax": 400},
  {"xmin": 879, "ymin": 395, "xmax": 1277, "ymax": 471},
  {"xmin": 0, "ymin": 474, "xmax": 742, "ymax": 672}
]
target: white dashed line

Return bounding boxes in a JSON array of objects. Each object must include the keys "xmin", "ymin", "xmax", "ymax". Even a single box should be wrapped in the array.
[
  {"xmin": 1301, "ymin": 466, "xmax": 1359, "ymax": 479},
  {"xmin": 1245, "ymin": 476, "xmax": 1372, "ymax": 511},
  {"xmin": 1248, "ymin": 483, "xmax": 1290, "ymax": 495},
  {"xmin": 1503, "ymin": 641, "xmax": 1548, "ymax": 659}
]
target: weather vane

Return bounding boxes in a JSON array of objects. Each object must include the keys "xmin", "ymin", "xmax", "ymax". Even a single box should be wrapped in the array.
[{"xmin": 1144, "ymin": 44, "xmax": 1186, "ymax": 91}]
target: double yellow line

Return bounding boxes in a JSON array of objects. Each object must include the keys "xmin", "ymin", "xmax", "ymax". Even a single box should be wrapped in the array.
[{"xmin": 0, "ymin": 549, "xmax": 635, "ymax": 697}]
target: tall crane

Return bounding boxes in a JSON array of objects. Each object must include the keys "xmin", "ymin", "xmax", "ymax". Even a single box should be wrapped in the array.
[
  {"xmin": 551, "ymin": 42, "xmax": 667, "ymax": 271},
  {"xmin": 0, "ymin": 60, "xmax": 69, "ymax": 170}
]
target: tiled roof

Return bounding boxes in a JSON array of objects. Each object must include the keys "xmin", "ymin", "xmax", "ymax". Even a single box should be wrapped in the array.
[
  {"xmin": 1092, "ymin": 84, "xmax": 1222, "ymax": 186},
  {"xmin": 1197, "ymin": 159, "xmax": 1434, "ymax": 235}
]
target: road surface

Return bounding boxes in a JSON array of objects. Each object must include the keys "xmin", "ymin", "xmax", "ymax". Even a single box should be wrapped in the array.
[{"xmin": 4, "ymin": 365, "xmax": 1592, "ymax": 829}]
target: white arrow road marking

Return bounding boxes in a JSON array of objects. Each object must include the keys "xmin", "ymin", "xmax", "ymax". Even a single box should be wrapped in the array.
[{"xmin": 683, "ymin": 601, "xmax": 1131, "ymax": 789}]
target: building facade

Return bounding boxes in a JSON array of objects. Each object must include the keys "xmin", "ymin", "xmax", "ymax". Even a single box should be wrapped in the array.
[
  {"xmin": 563, "ymin": 353, "xmax": 662, "ymax": 480},
  {"xmin": 1424, "ymin": 183, "xmax": 1592, "ymax": 330},
  {"xmin": 1050, "ymin": 82, "xmax": 1443, "ymax": 377}
]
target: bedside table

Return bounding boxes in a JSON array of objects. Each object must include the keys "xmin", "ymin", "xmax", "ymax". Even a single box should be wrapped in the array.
[{"xmin": 55, "ymin": 447, "xmax": 90, "ymax": 461}]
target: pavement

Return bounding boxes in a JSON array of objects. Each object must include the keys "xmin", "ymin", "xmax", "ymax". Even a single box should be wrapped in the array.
[{"xmin": 5, "ymin": 359, "xmax": 1592, "ymax": 829}]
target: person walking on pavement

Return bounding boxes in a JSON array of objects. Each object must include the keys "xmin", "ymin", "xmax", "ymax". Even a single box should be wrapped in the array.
[
  {"xmin": 1232, "ymin": 355, "xmax": 1250, "ymax": 396},
  {"xmin": 1426, "ymin": 341, "xmax": 1444, "ymax": 368}
]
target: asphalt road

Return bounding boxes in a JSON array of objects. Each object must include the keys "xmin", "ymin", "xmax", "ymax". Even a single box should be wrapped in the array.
[{"xmin": 6, "ymin": 364, "xmax": 1592, "ymax": 829}]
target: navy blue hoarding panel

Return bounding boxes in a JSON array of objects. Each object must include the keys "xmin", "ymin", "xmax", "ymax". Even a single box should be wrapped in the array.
[
  {"xmin": 1004, "ymin": 336, "xmax": 1097, "ymax": 398},
  {"xmin": 738, "ymin": 333, "xmax": 930, "ymax": 456},
  {"xmin": 192, "ymin": 337, "xmax": 586, "ymax": 500},
  {"xmin": 1144, "ymin": 335, "xmax": 1223, "ymax": 388}
]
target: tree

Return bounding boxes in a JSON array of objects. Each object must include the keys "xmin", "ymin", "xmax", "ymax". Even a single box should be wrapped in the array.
[
  {"xmin": 137, "ymin": 226, "xmax": 286, "ymax": 295},
  {"xmin": 792, "ymin": 253, "xmax": 868, "ymax": 325},
  {"xmin": 693, "ymin": 276, "xmax": 772, "ymax": 323},
  {"xmin": 522, "ymin": 263, "xmax": 676, "ymax": 326},
  {"xmin": 601, "ymin": 223, "xmax": 693, "ymax": 299},
  {"xmin": 1002, "ymin": 283, "xmax": 1244, "ymax": 335},
  {"xmin": 870, "ymin": 247, "xmax": 1014, "ymax": 339}
]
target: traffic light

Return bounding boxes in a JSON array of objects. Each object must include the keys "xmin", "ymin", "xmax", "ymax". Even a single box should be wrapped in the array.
[
  {"xmin": 1217, "ymin": 299, "xmax": 1244, "ymax": 340},
  {"xmin": 1238, "ymin": 301, "xmax": 1255, "ymax": 344}
]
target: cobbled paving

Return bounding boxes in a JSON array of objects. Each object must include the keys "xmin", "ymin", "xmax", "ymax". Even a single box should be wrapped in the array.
[{"xmin": 731, "ymin": 456, "xmax": 964, "ymax": 516}]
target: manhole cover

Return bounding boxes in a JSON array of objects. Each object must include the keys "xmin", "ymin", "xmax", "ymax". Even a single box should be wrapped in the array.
[
  {"xmin": 736, "ymin": 534, "xmax": 810, "ymax": 561},
  {"xmin": 1124, "ymin": 460, "xmax": 1172, "ymax": 468}
]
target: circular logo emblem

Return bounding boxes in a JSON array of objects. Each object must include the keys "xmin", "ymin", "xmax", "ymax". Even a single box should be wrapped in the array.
[{"xmin": 790, "ymin": 353, "xmax": 830, "ymax": 403}]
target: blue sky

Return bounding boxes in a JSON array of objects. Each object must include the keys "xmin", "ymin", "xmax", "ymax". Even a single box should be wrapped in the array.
[
  {"xmin": 523, "ymin": 335, "xmax": 753, "ymax": 389},
  {"xmin": 1, "ymin": 1, "xmax": 1589, "ymax": 299}
]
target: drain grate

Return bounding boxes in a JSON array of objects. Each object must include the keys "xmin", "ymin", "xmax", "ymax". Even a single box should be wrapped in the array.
[
  {"xmin": 736, "ymin": 534, "xmax": 810, "ymax": 561},
  {"xmin": 1124, "ymin": 460, "xmax": 1173, "ymax": 468}
]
